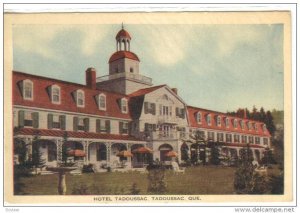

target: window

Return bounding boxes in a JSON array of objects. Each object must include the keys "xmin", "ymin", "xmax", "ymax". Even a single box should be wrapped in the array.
[
  {"xmin": 247, "ymin": 122, "xmax": 251, "ymax": 131},
  {"xmin": 233, "ymin": 119, "xmax": 238, "ymax": 129},
  {"xmin": 22, "ymin": 79, "xmax": 33, "ymax": 100},
  {"xmin": 226, "ymin": 133, "xmax": 232, "ymax": 142},
  {"xmin": 196, "ymin": 112, "xmax": 202, "ymax": 123},
  {"xmin": 48, "ymin": 114, "xmax": 66, "ymax": 130},
  {"xmin": 96, "ymin": 119, "xmax": 110, "ymax": 133},
  {"xmin": 76, "ymin": 90, "xmax": 85, "ymax": 107},
  {"xmin": 207, "ymin": 131, "xmax": 215, "ymax": 141},
  {"xmin": 234, "ymin": 134, "xmax": 240, "ymax": 143},
  {"xmin": 115, "ymin": 67, "xmax": 119, "ymax": 73},
  {"xmin": 207, "ymin": 114, "xmax": 211, "ymax": 126},
  {"xmin": 241, "ymin": 135, "xmax": 247, "ymax": 143},
  {"xmin": 240, "ymin": 121, "xmax": 245, "ymax": 130},
  {"xmin": 121, "ymin": 98, "xmax": 128, "ymax": 113},
  {"xmin": 73, "ymin": 117, "xmax": 89, "ymax": 132},
  {"xmin": 255, "ymin": 137, "xmax": 260, "ymax": 144},
  {"xmin": 119, "ymin": 121, "xmax": 129, "ymax": 134},
  {"xmin": 249, "ymin": 136, "xmax": 254, "ymax": 144},
  {"xmin": 263, "ymin": 124, "xmax": 267, "ymax": 132},
  {"xmin": 145, "ymin": 102, "xmax": 156, "ymax": 115},
  {"xmin": 51, "ymin": 85, "xmax": 60, "ymax": 104},
  {"xmin": 225, "ymin": 117, "xmax": 230, "ymax": 128},
  {"xmin": 217, "ymin": 116, "xmax": 221, "ymax": 127},
  {"xmin": 130, "ymin": 67, "xmax": 134, "ymax": 73},
  {"xmin": 254, "ymin": 123, "xmax": 258, "ymax": 131},
  {"xmin": 18, "ymin": 110, "xmax": 39, "ymax": 128},
  {"xmin": 195, "ymin": 130, "xmax": 205, "ymax": 140},
  {"xmin": 97, "ymin": 94, "xmax": 106, "ymax": 110},
  {"xmin": 217, "ymin": 133, "xmax": 224, "ymax": 142},
  {"xmin": 176, "ymin": 107, "xmax": 185, "ymax": 119},
  {"xmin": 263, "ymin": 138, "xmax": 268, "ymax": 146}
]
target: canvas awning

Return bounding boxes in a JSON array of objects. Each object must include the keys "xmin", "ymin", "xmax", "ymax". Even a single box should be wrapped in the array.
[
  {"xmin": 67, "ymin": 149, "xmax": 86, "ymax": 157},
  {"xmin": 116, "ymin": 150, "xmax": 133, "ymax": 157},
  {"xmin": 132, "ymin": 146, "xmax": 153, "ymax": 154},
  {"xmin": 165, "ymin": 151, "xmax": 178, "ymax": 157}
]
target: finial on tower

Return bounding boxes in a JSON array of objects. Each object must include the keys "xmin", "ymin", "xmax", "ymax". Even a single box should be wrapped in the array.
[{"xmin": 122, "ymin": 22, "xmax": 124, "ymax": 29}]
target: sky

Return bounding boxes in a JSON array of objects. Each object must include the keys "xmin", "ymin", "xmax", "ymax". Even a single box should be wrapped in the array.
[{"xmin": 12, "ymin": 24, "xmax": 284, "ymax": 113}]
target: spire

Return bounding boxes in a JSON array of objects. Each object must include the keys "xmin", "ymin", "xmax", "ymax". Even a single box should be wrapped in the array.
[{"xmin": 122, "ymin": 22, "xmax": 124, "ymax": 29}]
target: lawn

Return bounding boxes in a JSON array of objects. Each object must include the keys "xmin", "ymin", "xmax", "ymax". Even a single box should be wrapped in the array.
[{"xmin": 16, "ymin": 166, "xmax": 236, "ymax": 195}]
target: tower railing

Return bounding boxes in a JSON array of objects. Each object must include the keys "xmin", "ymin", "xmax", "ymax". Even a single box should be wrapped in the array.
[{"xmin": 96, "ymin": 72, "xmax": 152, "ymax": 85}]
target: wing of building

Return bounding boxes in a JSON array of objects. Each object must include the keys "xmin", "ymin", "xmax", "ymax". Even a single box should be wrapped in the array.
[{"xmin": 12, "ymin": 26, "xmax": 271, "ymax": 170}]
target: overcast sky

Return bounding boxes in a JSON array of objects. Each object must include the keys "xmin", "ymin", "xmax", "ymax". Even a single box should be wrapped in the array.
[{"xmin": 13, "ymin": 24, "xmax": 283, "ymax": 112}]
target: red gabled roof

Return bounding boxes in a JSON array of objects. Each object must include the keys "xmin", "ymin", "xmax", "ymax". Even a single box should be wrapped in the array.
[
  {"xmin": 13, "ymin": 71, "xmax": 131, "ymax": 120},
  {"xmin": 109, "ymin": 51, "xmax": 139, "ymax": 63},
  {"xmin": 16, "ymin": 128, "xmax": 141, "ymax": 141},
  {"xmin": 187, "ymin": 106, "xmax": 271, "ymax": 137},
  {"xmin": 116, "ymin": 29, "xmax": 131, "ymax": 40},
  {"xmin": 128, "ymin": 84, "xmax": 166, "ymax": 97}
]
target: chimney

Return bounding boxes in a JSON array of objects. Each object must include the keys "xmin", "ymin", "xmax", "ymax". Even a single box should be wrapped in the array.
[
  {"xmin": 86, "ymin": 67, "xmax": 96, "ymax": 89},
  {"xmin": 171, "ymin": 88, "xmax": 178, "ymax": 95}
]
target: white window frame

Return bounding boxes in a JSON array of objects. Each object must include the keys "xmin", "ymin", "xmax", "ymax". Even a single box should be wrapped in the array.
[
  {"xmin": 254, "ymin": 123, "xmax": 258, "ymax": 131},
  {"xmin": 225, "ymin": 117, "xmax": 229, "ymax": 128},
  {"xmin": 217, "ymin": 116, "xmax": 221, "ymax": 127},
  {"xmin": 247, "ymin": 122, "xmax": 251, "ymax": 131},
  {"xmin": 51, "ymin": 85, "xmax": 61, "ymax": 104},
  {"xmin": 76, "ymin": 90, "xmax": 85, "ymax": 107},
  {"xmin": 207, "ymin": 114, "xmax": 211, "ymax": 126},
  {"xmin": 196, "ymin": 112, "xmax": 202, "ymax": 123},
  {"xmin": 263, "ymin": 124, "xmax": 267, "ymax": 132},
  {"xmin": 121, "ymin": 98, "xmax": 128, "ymax": 114},
  {"xmin": 234, "ymin": 119, "xmax": 238, "ymax": 129},
  {"xmin": 240, "ymin": 120, "xmax": 244, "ymax": 130},
  {"xmin": 98, "ymin": 93, "xmax": 106, "ymax": 111},
  {"xmin": 23, "ymin": 79, "xmax": 33, "ymax": 100}
]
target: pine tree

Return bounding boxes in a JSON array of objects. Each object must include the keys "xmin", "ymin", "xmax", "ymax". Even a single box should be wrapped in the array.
[
  {"xmin": 31, "ymin": 131, "xmax": 46, "ymax": 174},
  {"xmin": 210, "ymin": 143, "xmax": 221, "ymax": 165},
  {"xmin": 234, "ymin": 144, "xmax": 254, "ymax": 194}
]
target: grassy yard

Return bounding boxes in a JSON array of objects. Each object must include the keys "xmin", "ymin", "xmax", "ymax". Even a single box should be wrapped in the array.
[{"xmin": 15, "ymin": 166, "xmax": 237, "ymax": 195}]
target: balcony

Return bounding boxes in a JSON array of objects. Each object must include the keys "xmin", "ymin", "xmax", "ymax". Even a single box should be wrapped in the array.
[
  {"xmin": 96, "ymin": 72, "xmax": 152, "ymax": 85},
  {"xmin": 142, "ymin": 130, "xmax": 188, "ymax": 141},
  {"xmin": 157, "ymin": 116, "xmax": 181, "ymax": 124}
]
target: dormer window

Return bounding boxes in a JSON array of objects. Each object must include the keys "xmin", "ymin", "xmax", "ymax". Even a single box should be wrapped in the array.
[
  {"xmin": 51, "ymin": 85, "xmax": 61, "ymax": 104},
  {"xmin": 121, "ymin": 98, "xmax": 128, "ymax": 114},
  {"xmin": 22, "ymin": 79, "xmax": 33, "ymax": 100},
  {"xmin": 233, "ymin": 119, "xmax": 238, "ymax": 129},
  {"xmin": 217, "ymin": 116, "xmax": 221, "ymax": 127},
  {"xmin": 263, "ymin": 124, "xmax": 267, "ymax": 132},
  {"xmin": 225, "ymin": 117, "xmax": 230, "ymax": 128},
  {"xmin": 97, "ymin": 93, "xmax": 106, "ymax": 111},
  {"xmin": 206, "ymin": 114, "xmax": 211, "ymax": 126},
  {"xmin": 130, "ymin": 67, "xmax": 134, "ymax": 73},
  {"xmin": 196, "ymin": 112, "xmax": 202, "ymax": 123},
  {"xmin": 76, "ymin": 90, "xmax": 85, "ymax": 107},
  {"xmin": 247, "ymin": 122, "xmax": 252, "ymax": 131},
  {"xmin": 240, "ymin": 120, "xmax": 245, "ymax": 130},
  {"xmin": 254, "ymin": 123, "xmax": 258, "ymax": 131}
]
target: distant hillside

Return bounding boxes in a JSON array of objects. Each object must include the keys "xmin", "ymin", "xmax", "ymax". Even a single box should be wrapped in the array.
[{"xmin": 271, "ymin": 109, "xmax": 284, "ymax": 126}]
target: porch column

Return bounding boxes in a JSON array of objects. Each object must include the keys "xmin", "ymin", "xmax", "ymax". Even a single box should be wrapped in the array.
[
  {"xmin": 127, "ymin": 143, "xmax": 132, "ymax": 167},
  {"xmin": 56, "ymin": 139, "xmax": 63, "ymax": 164},
  {"xmin": 105, "ymin": 142, "xmax": 111, "ymax": 166},
  {"xmin": 236, "ymin": 148, "xmax": 240, "ymax": 158},
  {"xmin": 25, "ymin": 137, "xmax": 33, "ymax": 161},
  {"xmin": 83, "ymin": 141, "xmax": 89, "ymax": 163}
]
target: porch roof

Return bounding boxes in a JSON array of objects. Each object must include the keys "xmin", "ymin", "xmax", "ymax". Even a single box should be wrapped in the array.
[{"xmin": 15, "ymin": 128, "xmax": 141, "ymax": 142}]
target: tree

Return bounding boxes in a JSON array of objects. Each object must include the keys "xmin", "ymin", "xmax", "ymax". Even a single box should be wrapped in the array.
[
  {"xmin": 210, "ymin": 142, "xmax": 221, "ymax": 165},
  {"xmin": 188, "ymin": 130, "xmax": 208, "ymax": 165},
  {"xmin": 31, "ymin": 130, "xmax": 46, "ymax": 174},
  {"xmin": 147, "ymin": 165, "xmax": 167, "ymax": 194},
  {"xmin": 234, "ymin": 144, "xmax": 254, "ymax": 194},
  {"xmin": 261, "ymin": 147, "xmax": 276, "ymax": 166}
]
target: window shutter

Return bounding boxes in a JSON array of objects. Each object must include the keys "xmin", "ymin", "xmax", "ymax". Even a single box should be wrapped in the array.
[
  {"xmin": 32, "ymin": 112, "xmax": 39, "ymax": 128},
  {"xmin": 144, "ymin": 123, "xmax": 149, "ymax": 132},
  {"xmin": 96, "ymin": 119, "xmax": 101, "ymax": 133},
  {"xmin": 152, "ymin": 103, "xmax": 156, "ymax": 115},
  {"xmin": 119, "ymin": 121, "xmax": 123, "ymax": 134},
  {"xmin": 18, "ymin": 110, "xmax": 25, "ymax": 128},
  {"xmin": 84, "ymin": 118, "xmax": 89, "ymax": 132},
  {"xmin": 144, "ymin": 102, "xmax": 149, "ymax": 114},
  {"xmin": 105, "ymin": 120, "xmax": 111, "ymax": 133},
  {"xmin": 73, "ymin": 117, "xmax": 78, "ymax": 131},
  {"xmin": 59, "ymin": 115, "xmax": 66, "ymax": 130},
  {"xmin": 47, "ymin": 114, "xmax": 53, "ymax": 129},
  {"xmin": 152, "ymin": 124, "xmax": 156, "ymax": 131},
  {"xmin": 181, "ymin": 108, "xmax": 185, "ymax": 119},
  {"xmin": 176, "ymin": 107, "xmax": 179, "ymax": 116}
]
